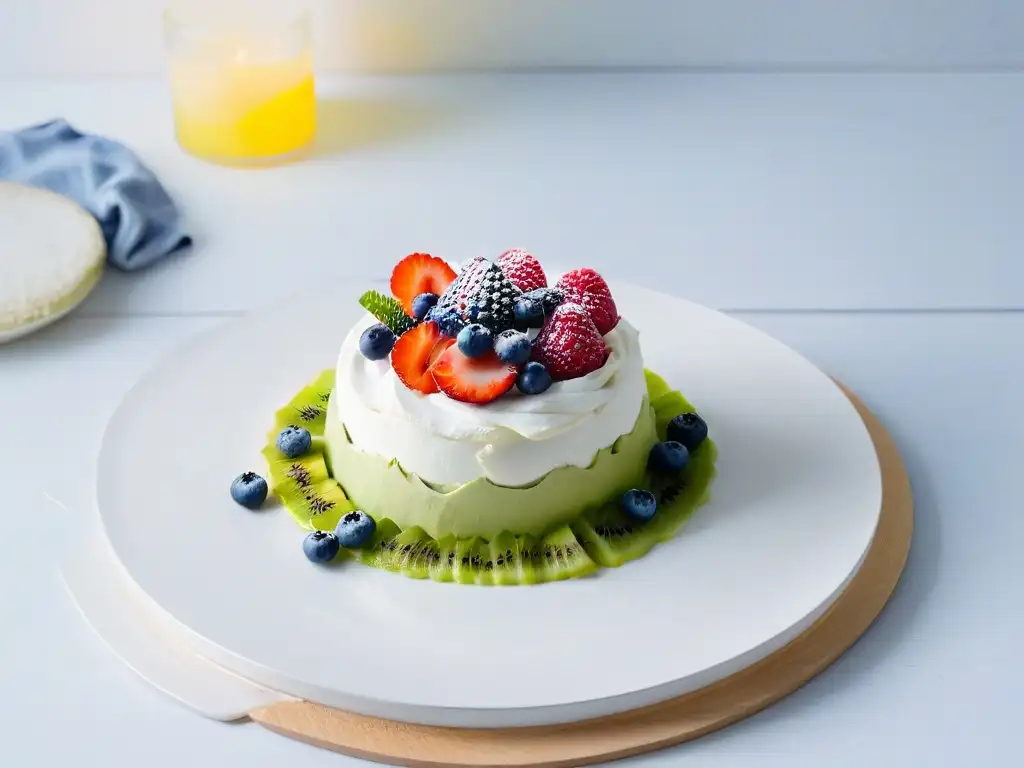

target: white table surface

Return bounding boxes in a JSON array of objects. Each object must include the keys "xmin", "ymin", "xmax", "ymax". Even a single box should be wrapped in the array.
[{"xmin": 0, "ymin": 72, "xmax": 1020, "ymax": 766}]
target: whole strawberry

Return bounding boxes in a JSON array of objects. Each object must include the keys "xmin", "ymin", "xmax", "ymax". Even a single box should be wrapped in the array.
[
  {"xmin": 555, "ymin": 268, "xmax": 619, "ymax": 336},
  {"xmin": 497, "ymin": 249, "xmax": 547, "ymax": 293},
  {"xmin": 531, "ymin": 302, "xmax": 608, "ymax": 381}
]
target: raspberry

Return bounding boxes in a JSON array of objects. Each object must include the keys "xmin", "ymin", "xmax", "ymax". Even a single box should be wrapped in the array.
[
  {"xmin": 497, "ymin": 249, "xmax": 548, "ymax": 292},
  {"xmin": 530, "ymin": 302, "xmax": 607, "ymax": 381},
  {"xmin": 555, "ymin": 268, "xmax": 619, "ymax": 336}
]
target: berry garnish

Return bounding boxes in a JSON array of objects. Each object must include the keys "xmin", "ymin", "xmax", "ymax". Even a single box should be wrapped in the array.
[
  {"xmin": 390, "ymin": 253, "xmax": 457, "ymax": 316},
  {"xmin": 358, "ymin": 323, "xmax": 396, "ymax": 361},
  {"xmin": 497, "ymin": 249, "xmax": 547, "ymax": 292},
  {"xmin": 434, "ymin": 256, "xmax": 522, "ymax": 334},
  {"xmin": 390, "ymin": 321, "xmax": 451, "ymax": 394},
  {"xmin": 456, "ymin": 323, "xmax": 494, "ymax": 358},
  {"xmin": 276, "ymin": 426, "xmax": 312, "ymax": 458},
  {"xmin": 621, "ymin": 489, "xmax": 657, "ymax": 522},
  {"xmin": 530, "ymin": 302, "xmax": 607, "ymax": 381},
  {"xmin": 513, "ymin": 296, "xmax": 545, "ymax": 330},
  {"xmin": 648, "ymin": 441, "xmax": 689, "ymax": 474},
  {"xmin": 524, "ymin": 287, "xmax": 564, "ymax": 312},
  {"xmin": 335, "ymin": 510, "xmax": 376, "ymax": 549},
  {"xmin": 429, "ymin": 306, "xmax": 467, "ymax": 338},
  {"xmin": 302, "ymin": 531, "xmax": 341, "ymax": 564},
  {"xmin": 555, "ymin": 268, "xmax": 619, "ymax": 335},
  {"xmin": 494, "ymin": 329, "xmax": 531, "ymax": 365},
  {"xmin": 667, "ymin": 412, "xmax": 709, "ymax": 452},
  {"xmin": 516, "ymin": 361, "xmax": 552, "ymax": 395},
  {"xmin": 230, "ymin": 472, "xmax": 268, "ymax": 509},
  {"xmin": 411, "ymin": 292, "xmax": 439, "ymax": 321},
  {"xmin": 430, "ymin": 344, "xmax": 517, "ymax": 404}
]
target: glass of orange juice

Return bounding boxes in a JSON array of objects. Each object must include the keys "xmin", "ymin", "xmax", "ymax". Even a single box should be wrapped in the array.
[{"xmin": 163, "ymin": 0, "xmax": 317, "ymax": 166}]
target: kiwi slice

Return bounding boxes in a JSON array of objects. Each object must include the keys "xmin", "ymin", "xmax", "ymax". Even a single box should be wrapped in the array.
[
  {"xmin": 573, "ymin": 439, "xmax": 717, "ymax": 567},
  {"xmin": 271, "ymin": 369, "xmax": 336, "ymax": 437},
  {"xmin": 261, "ymin": 443, "xmax": 330, "ymax": 495},
  {"xmin": 534, "ymin": 526, "xmax": 598, "ymax": 581},
  {"xmin": 261, "ymin": 438, "xmax": 353, "ymax": 531}
]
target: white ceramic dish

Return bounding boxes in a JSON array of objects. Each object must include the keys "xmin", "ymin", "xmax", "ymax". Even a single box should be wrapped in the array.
[{"xmin": 95, "ymin": 280, "xmax": 882, "ymax": 728}]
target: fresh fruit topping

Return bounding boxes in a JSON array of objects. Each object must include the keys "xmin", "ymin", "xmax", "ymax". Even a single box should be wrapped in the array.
[
  {"xmin": 516, "ymin": 361, "xmax": 552, "ymax": 395},
  {"xmin": 429, "ymin": 306, "xmax": 467, "ymax": 338},
  {"xmin": 302, "ymin": 530, "xmax": 341, "ymax": 564},
  {"xmin": 358, "ymin": 323, "xmax": 396, "ymax": 361},
  {"xmin": 555, "ymin": 268, "xmax": 619, "ymax": 335},
  {"xmin": 530, "ymin": 302, "xmax": 607, "ymax": 381},
  {"xmin": 456, "ymin": 323, "xmax": 494, "ymax": 358},
  {"xmin": 276, "ymin": 426, "xmax": 312, "ymax": 458},
  {"xmin": 434, "ymin": 256, "xmax": 522, "ymax": 334},
  {"xmin": 494, "ymin": 329, "xmax": 531, "ymax": 365},
  {"xmin": 525, "ymin": 286, "xmax": 565, "ymax": 311},
  {"xmin": 430, "ymin": 344, "xmax": 517, "ymax": 404},
  {"xmin": 648, "ymin": 441, "xmax": 690, "ymax": 473},
  {"xmin": 335, "ymin": 510, "xmax": 376, "ymax": 549},
  {"xmin": 390, "ymin": 253, "xmax": 457, "ymax": 316},
  {"xmin": 391, "ymin": 321, "xmax": 446, "ymax": 394},
  {"xmin": 621, "ymin": 489, "xmax": 657, "ymax": 522},
  {"xmin": 411, "ymin": 292, "xmax": 439, "ymax": 321},
  {"xmin": 514, "ymin": 287, "xmax": 565, "ymax": 330},
  {"xmin": 667, "ymin": 412, "xmax": 709, "ymax": 452},
  {"xmin": 497, "ymin": 249, "xmax": 547, "ymax": 292},
  {"xmin": 230, "ymin": 471, "xmax": 268, "ymax": 509},
  {"xmin": 513, "ymin": 296, "xmax": 544, "ymax": 330},
  {"xmin": 358, "ymin": 289, "xmax": 416, "ymax": 335}
]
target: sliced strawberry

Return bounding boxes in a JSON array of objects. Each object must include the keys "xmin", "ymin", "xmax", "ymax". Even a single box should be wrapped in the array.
[
  {"xmin": 391, "ymin": 321, "xmax": 448, "ymax": 394},
  {"xmin": 390, "ymin": 253, "xmax": 457, "ymax": 316},
  {"xmin": 497, "ymin": 249, "xmax": 547, "ymax": 292},
  {"xmin": 430, "ymin": 345, "xmax": 518, "ymax": 404},
  {"xmin": 531, "ymin": 302, "xmax": 607, "ymax": 381},
  {"xmin": 555, "ymin": 268, "xmax": 619, "ymax": 336}
]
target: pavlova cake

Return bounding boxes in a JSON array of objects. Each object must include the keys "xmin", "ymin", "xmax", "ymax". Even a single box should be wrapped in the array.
[{"xmin": 232, "ymin": 250, "xmax": 717, "ymax": 585}]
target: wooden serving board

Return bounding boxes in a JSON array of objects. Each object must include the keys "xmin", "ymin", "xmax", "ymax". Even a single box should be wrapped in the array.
[{"xmin": 249, "ymin": 385, "xmax": 913, "ymax": 767}]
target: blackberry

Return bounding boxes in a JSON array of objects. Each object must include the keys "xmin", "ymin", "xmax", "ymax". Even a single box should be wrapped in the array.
[{"xmin": 434, "ymin": 257, "xmax": 522, "ymax": 335}]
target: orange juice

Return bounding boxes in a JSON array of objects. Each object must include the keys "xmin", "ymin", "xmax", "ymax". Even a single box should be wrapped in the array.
[{"xmin": 169, "ymin": 46, "xmax": 317, "ymax": 165}]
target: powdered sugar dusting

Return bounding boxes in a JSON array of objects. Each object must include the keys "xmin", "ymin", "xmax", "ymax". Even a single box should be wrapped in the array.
[{"xmin": 531, "ymin": 302, "xmax": 607, "ymax": 381}]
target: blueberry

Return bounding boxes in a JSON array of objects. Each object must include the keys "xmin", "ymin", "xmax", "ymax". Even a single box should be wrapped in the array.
[
  {"xmin": 648, "ymin": 441, "xmax": 689, "ymax": 474},
  {"xmin": 524, "ymin": 287, "xmax": 565, "ymax": 313},
  {"xmin": 359, "ymin": 323, "xmax": 396, "ymax": 361},
  {"xmin": 335, "ymin": 510, "xmax": 376, "ymax": 549},
  {"xmin": 457, "ymin": 323, "xmax": 494, "ymax": 358},
  {"xmin": 411, "ymin": 293, "xmax": 439, "ymax": 321},
  {"xmin": 494, "ymin": 330, "xmax": 531, "ymax": 365},
  {"xmin": 230, "ymin": 471, "xmax": 268, "ymax": 509},
  {"xmin": 666, "ymin": 412, "xmax": 709, "ymax": 452},
  {"xmin": 621, "ymin": 489, "xmax": 657, "ymax": 522},
  {"xmin": 276, "ymin": 425, "xmax": 312, "ymax": 458},
  {"xmin": 516, "ymin": 361, "xmax": 552, "ymax": 395},
  {"xmin": 302, "ymin": 531, "xmax": 341, "ymax": 564},
  {"xmin": 432, "ymin": 308, "xmax": 466, "ymax": 338},
  {"xmin": 513, "ymin": 297, "xmax": 545, "ymax": 330}
]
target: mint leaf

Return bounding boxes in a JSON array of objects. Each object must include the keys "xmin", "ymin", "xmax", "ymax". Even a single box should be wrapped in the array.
[{"xmin": 358, "ymin": 290, "xmax": 416, "ymax": 335}]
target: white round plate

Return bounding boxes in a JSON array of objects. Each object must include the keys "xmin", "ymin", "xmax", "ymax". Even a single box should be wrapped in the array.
[{"xmin": 96, "ymin": 280, "xmax": 882, "ymax": 728}]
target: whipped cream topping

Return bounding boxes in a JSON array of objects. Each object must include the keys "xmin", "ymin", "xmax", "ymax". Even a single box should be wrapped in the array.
[{"xmin": 332, "ymin": 313, "xmax": 648, "ymax": 487}]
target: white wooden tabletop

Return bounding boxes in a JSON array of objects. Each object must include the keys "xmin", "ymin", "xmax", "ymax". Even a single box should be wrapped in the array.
[{"xmin": 0, "ymin": 73, "xmax": 1020, "ymax": 767}]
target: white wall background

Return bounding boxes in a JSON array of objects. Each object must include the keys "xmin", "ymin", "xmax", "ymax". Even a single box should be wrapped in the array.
[{"xmin": 0, "ymin": 0, "xmax": 1023, "ymax": 76}]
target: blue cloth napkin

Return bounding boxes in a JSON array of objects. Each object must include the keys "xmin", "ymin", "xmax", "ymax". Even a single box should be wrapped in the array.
[{"xmin": 0, "ymin": 118, "xmax": 192, "ymax": 272}]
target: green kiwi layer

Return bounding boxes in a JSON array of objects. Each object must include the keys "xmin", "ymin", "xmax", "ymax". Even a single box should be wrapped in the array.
[{"xmin": 263, "ymin": 368, "xmax": 717, "ymax": 584}]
